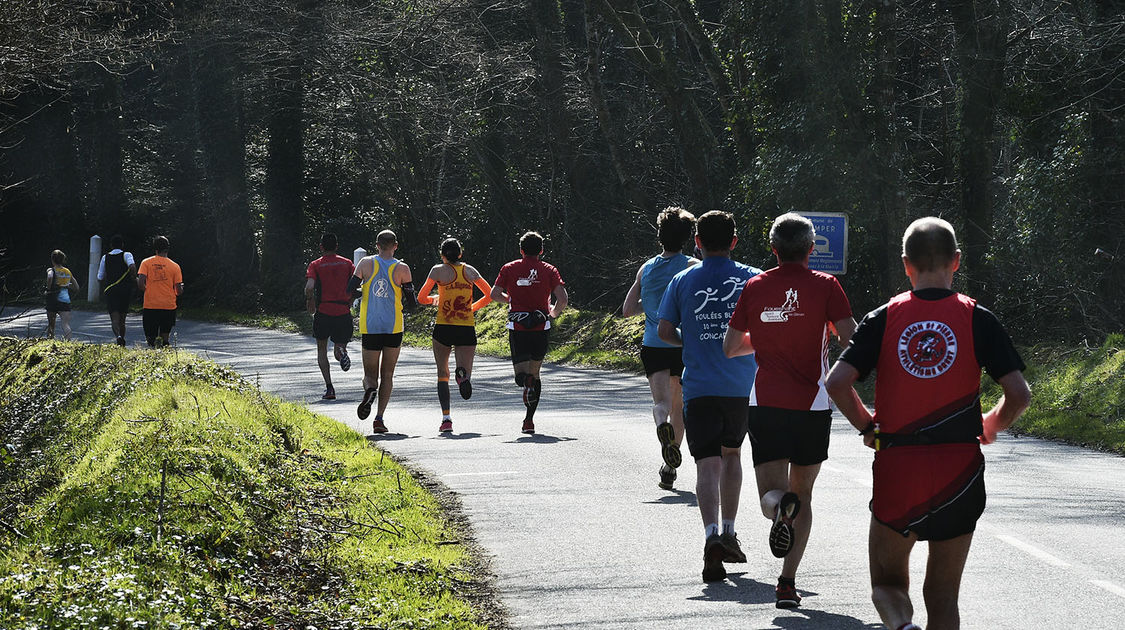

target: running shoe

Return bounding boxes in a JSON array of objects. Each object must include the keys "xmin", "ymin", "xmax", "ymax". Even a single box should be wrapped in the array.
[
  {"xmin": 372, "ymin": 417, "xmax": 388, "ymax": 434},
  {"xmin": 335, "ymin": 346, "xmax": 351, "ymax": 372},
  {"xmin": 775, "ymin": 579, "xmax": 801, "ymax": 609},
  {"xmin": 357, "ymin": 387, "xmax": 378, "ymax": 420},
  {"xmin": 455, "ymin": 366, "xmax": 472, "ymax": 399},
  {"xmin": 322, "ymin": 385, "xmax": 336, "ymax": 400},
  {"xmin": 720, "ymin": 532, "xmax": 747, "ymax": 563},
  {"xmin": 116, "ymin": 336, "xmax": 126, "ymax": 347},
  {"xmin": 656, "ymin": 422, "xmax": 681, "ymax": 469},
  {"xmin": 769, "ymin": 492, "xmax": 801, "ymax": 558},
  {"xmin": 521, "ymin": 418, "xmax": 535, "ymax": 435},
  {"xmin": 439, "ymin": 418, "xmax": 453, "ymax": 433},
  {"xmin": 702, "ymin": 534, "xmax": 727, "ymax": 583},
  {"xmin": 658, "ymin": 464, "xmax": 676, "ymax": 490}
]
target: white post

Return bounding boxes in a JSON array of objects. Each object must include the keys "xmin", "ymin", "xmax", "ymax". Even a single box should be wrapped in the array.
[
  {"xmin": 353, "ymin": 247, "xmax": 366, "ymax": 266},
  {"xmin": 88, "ymin": 235, "xmax": 102, "ymax": 302}
]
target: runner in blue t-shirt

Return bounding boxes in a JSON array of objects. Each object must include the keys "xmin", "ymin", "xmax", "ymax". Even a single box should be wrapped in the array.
[
  {"xmin": 657, "ymin": 210, "xmax": 760, "ymax": 584},
  {"xmin": 621, "ymin": 206, "xmax": 698, "ymax": 490}
]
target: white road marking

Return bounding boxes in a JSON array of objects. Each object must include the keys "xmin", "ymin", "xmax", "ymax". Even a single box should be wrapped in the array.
[
  {"xmin": 996, "ymin": 534, "xmax": 1070, "ymax": 567},
  {"xmin": 444, "ymin": 471, "xmax": 521, "ymax": 477},
  {"xmin": 1091, "ymin": 580, "xmax": 1125, "ymax": 599}
]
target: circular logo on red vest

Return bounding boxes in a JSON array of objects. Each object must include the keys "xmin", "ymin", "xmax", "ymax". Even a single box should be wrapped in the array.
[{"xmin": 897, "ymin": 320, "xmax": 957, "ymax": 379}]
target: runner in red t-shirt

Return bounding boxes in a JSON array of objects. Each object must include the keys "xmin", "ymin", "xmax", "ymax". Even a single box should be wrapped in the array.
[
  {"xmin": 490, "ymin": 231, "xmax": 567, "ymax": 434},
  {"xmin": 724, "ymin": 213, "xmax": 856, "ymax": 608},
  {"xmin": 305, "ymin": 233, "xmax": 356, "ymax": 400},
  {"xmin": 826, "ymin": 217, "xmax": 1030, "ymax": 630}
]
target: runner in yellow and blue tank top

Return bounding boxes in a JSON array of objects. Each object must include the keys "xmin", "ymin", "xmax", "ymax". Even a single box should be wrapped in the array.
[
  {"xmin": 417, "ymin": 238, "xmax": 493, "ymax": 434},
  {"xmin": 347, "ymin": 230, "xmax": 417, "ymax": 433},
  {"xmin": 621, "ymin": 207, "xmax": 698, "ymax": 491},
  {"xmin": 45, "ymin": 249, "xmax": 80, "ymax": 340}
]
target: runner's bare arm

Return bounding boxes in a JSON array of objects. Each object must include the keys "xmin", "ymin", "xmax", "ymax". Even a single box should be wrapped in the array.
[
  {"xmin": 304, "ymin": 278, "xmax": 317, "ymax": 314},
  {"xmin": 722, "ymin": 325, "xmax": 754, "ymax": 358},
  {"xmin": 548, "ymin": 284, "xmax": 568, "ymax": 318},
  {"xmin": 621, "ymin": 265, "xmax": 644, "ymax": 317},
  {"xmin": 657, "ymin": 319, "xmax": 682, "ymax": 347},
  {"xmin": 137, "ymin": 274, "xmax": 146, "ymax": 292},
  {"xmin": 490, "ymin": 284, "xmax": 508, "ymax": 304},
  {"xmin": 980, "ymin": 370, "xmax": 1031, "ymax": 445},
  {"xmin": 833, "ymin": 317, "xmax": 858, "ymax": 347},
  {"xmin": 468, "ymin": 266, "xmax": 493, "ymax": 311},
  {"xmin": 825, "ymin": 361, "xmax": 876, "ymax": 447}
]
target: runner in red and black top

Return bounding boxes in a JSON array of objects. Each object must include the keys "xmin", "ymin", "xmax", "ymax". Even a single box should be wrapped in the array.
[
  {"xmin": 724, "ymin": 213, "xmax": 857, "ymax": 608},
  {"xmin": 490, "ymin": 231, "xmax": 568, "ymax": 435},
  {"xmin": 826, "ymin": 217, "xmax": 1030, "ymax": 630},
  {"xmin": 305, "ymin": 233, "xmax": 356, "ymax": 401}
]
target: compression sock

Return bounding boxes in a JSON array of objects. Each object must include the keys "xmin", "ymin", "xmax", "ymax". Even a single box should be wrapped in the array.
[
  {"xmin": 705, "ymin": 523, "xmax": 720, "ymax": 539},
  {"xmin": 652, "ymin": 401, "xmax": 669, "ymax": 426},
  {"xmin": 722, "ymin": 520, "xmax": 736, "ymax": 536},
  {"xmin": 437, "ymin": 378, "xmax": 451, "ymax": 416},
  {"xmin": 523, "ymin": 376, "xmax": 541, "ymax": 420}
]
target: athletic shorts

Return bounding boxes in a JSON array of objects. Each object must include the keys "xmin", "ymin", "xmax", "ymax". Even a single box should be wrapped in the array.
[
  {"xmin": 142, "ymin": 308, "xmax": 176, "ymax": 339},
  {"xmin": 872, "ymin": 444, "xmax": 986, "ymax": 541},
  {"xmin": 509, "ymin": 329, "xmax": 548, "ymax": 363},
  {"xmin": 313, "ymin": 312, "xmax": 353, "ymax": 344},
  {"xmin": 682, "ymin": 396, "xmax": 749, "ymax": 461},
  {"xmin": 362, "ymin": 332, "xmax": 403, "ymax": 351},
  {"xmin": 104, "ymin": 289, "xmax": 132, "ymax": 314},
  {"xmin": 433, "ymin": 324, "xmax": 477, "ymax": 348},
  {"xmin": 45, "ymin": 297, "xmax": 71, "ymax": 313},
  {"xmin": 748, "ymin": 406, "xmax": 832, "ymax": 467},
  {"xmin": 640, "ymin": 346, "xmax": 684, "ymax": 378}
]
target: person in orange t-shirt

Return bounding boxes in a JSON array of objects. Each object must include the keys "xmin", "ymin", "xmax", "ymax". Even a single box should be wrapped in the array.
[{"xmin": 137, "ymin": 235, "xmax": 184, "ymax": 348}]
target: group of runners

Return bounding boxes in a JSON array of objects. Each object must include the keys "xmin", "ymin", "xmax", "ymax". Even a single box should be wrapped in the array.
[
  {"xmin": 52, "ymin": 211, "xmax": 1030, "ymax": 629},
  {"xmin": 305, "ymin": 229, "xmax": 567, "ymax": 436},
  {"xmin": 45, "ymin": 234, "xmax": 183, "ymax": 348},
  {"xmin": 620, "ymin": 209, "xmax": 1030, "ymax": 629}
]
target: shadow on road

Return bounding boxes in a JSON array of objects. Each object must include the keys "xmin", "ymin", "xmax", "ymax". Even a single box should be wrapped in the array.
[
  {"xmin": 643, "ymin": 489, "xmax": 697, "ymax": 506},
  {"xmin": 691, "ymin": 572, "xmax": 774, "ymax": 604},
  {"xmin": 438, "ymin": 432, "xmax": 492, "ymax": 440},
  {"xmin": 365, "ymin": 434, "xmax": 420, "ymax": 443},
  {"xmin": 505, "ymin": 434, "xmax": 578, "ymax": 444},
  {"xmin": 773, "ymin": 610, "xmax": 883, "ymax": 629}
]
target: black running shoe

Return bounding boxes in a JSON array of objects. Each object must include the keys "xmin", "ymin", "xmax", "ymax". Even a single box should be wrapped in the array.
[
  {"xmin": 455, "ymin": 366, "xmax": 472, "ymax": 399},
  {"xmin": 702, "ymin": 534, "xmax": 727, "ymax": 583},
  {"xmin": 116, "ymin": 336, "xmax": 126, "ymax": 347},
  {"xmin": 658, "ymin": 464, "xmax": 676, "ymax": 490},
  {"xmin": 656, "ymin": 422, "xmax": 681, "ymax": 469},
  {"xmin": 769, "ymin": 492, "xmax": 801, "ymax": 558},
  {"xmin": 336, "ymin": 345, "xmax": 351, "ymax": 372},
  {"xmin": 357, "ymin": 387, "xmax": 378, "ymax": 420},
  {"xmin": 720, "ymin": 532, "xmax": 747, "ymax": 563},
  {"xmin": 322, "ymin": 385, "xmax": 336, "ymax": 400},
  {"xmin": 775, "ymin": 579, "xmax": 801, "ymax": 609}
]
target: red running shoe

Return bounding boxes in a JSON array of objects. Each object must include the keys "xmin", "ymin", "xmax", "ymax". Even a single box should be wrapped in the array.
[
  {"xmin": 521, "ymin": 418, "xmax": 535, "ymax": 434},
  {"xmin": 439, "ymin": 419, "xmax": 453, "ymax": 433},
  {"xmin": 775, "ymin": 579, "xmax": 801, "ymax": 609},
  {"xmin": 371, "ymin": 417, "xmax": 388, "ymax": 434}
]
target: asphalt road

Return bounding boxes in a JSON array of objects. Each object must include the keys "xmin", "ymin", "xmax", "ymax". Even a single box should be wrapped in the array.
[{"xmin": 4, "ymin": 307, "xmax": 1125, "ymax": 629}]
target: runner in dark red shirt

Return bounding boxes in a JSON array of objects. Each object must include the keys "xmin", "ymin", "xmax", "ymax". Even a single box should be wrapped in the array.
[
  {"xmin": 724, "ymin": 213, "xmax": 856, "ymax": 608},
  {"xmin": 305, "ymin": 233, "xmax": 356, "ymax": 400},
  {"xmin": 491, "ymin": 231, "xmax": 567, "ymax": 435},
  {"xmin": 826, "ymin": 217, "xmax": 1030, "ymax": 630}
]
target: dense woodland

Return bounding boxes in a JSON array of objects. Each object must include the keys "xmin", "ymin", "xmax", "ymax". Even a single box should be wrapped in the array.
[{"xmin": 1, "ymin": 0, "xmax": 1122, "ymax": 342}]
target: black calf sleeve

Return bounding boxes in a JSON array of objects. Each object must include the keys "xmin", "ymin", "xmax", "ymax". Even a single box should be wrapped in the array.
[
  {"xmin": 437, "ymin": 380, "xmax": 451, "ymax": 413},
  {"xmin": 515, "ymin": 372, "xmax": 528, "ymax": 387}
]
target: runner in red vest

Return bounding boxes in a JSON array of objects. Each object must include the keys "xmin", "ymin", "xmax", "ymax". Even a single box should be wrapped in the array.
[
  {"xmin": 305, "ymin": 233, "xmax": 356, "ymax": 401},
  {"xmin": 724, "ymin": 213, "xmax": 856, "ymax": 608},
  {"xmin": 826, "ymin": 217, "xmax": 1030, "ymax": 630}
]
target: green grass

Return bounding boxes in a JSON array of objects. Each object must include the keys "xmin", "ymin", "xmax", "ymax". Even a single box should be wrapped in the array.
[
  {"xmin": 0, "ymin": 338, "xmax": 499, "ymax": 629},
  {"xmin": 983, "ymin": 334, "xmax": 1125, "ymax": 453}
]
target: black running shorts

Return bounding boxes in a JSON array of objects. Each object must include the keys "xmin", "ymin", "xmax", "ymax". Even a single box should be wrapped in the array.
[
  {"xmin": 509, "ymin": 329, "xmax": 548, "ymax": 363},
  {"xmin": 898, "ymin": 472, "xmax": 986, "ymax": 541},
  {"xmin": 362, "ymin": 332, "xmax": 403, "ymax": 351},
  {"xmin": 748, "ymin": 406, "xmax": 832, "ymax": 467},
  {"xmin": 683, "ymin": 396, "xmax": 749, "ymax": 461},
  {"xmin": 45, "ymin": 297, "xmax": 71, "ymax": 313},
  {"xmin": 104, "ymin": 289, "xmax": 132, "ymax": 314},
  {"xmin": 640, "ymin": 346, "xmax": 684, "ymax": 378},
  {"xmin": 313, "ymin": 312, "xmax": 353, "ymax": 344},
  {"xmin": 142, "ymin": 308, "xmax": 176, "ymax": 339},
  {"xmin": 433, "ymin": 324, "xmax": 477, "ymax": 348}
]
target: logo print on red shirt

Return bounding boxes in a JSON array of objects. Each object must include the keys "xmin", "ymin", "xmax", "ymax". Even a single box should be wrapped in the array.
[{"xmin": 897, "ymin": 320, "xmax": 958, "ymax": 379}]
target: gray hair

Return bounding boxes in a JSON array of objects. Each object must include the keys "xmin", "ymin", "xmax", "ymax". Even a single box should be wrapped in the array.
[{"xmin": 769, "ymin": 213, "xmax": 815, "ymax": 262}]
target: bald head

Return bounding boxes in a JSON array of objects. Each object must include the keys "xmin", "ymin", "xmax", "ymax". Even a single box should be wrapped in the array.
[{"xmin": 902, "ymin": 217, "xmax": 958, "ymax": 272}]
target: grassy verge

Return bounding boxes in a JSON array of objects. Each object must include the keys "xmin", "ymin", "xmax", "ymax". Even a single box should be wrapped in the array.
[
  {"xmin": 983, "ymin": 334, "xmax": 1125, "ymax": 454},
  {"xmin": 0, "ymin": 338, "xmax": 501, "ymax": 629}
]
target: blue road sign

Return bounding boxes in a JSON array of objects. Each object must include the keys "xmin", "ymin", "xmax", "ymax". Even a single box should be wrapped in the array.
[{"xmin": 800, "ymin": 212, "xmax": 848, "ymax": 275}]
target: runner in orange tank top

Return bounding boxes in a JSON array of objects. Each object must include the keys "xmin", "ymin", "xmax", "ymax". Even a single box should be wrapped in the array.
[{"xmin": 417, "ymin": 238, "xmax": 493, "ymax": 434}]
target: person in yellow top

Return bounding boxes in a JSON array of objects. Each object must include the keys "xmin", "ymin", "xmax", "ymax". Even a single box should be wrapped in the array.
[
  {"xmin": 136, "ymin": 235, "xmax": 184, "ymax": 348},
  {"xmin": 416, "ymin": 238, "xmax": 493, "ymax": 433},
  {"xmin": 45, "ymin": 249, "xmax": 80, "ymax": 340}
]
